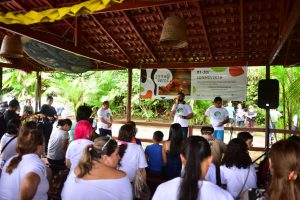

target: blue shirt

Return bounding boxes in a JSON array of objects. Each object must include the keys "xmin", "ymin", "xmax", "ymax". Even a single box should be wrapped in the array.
[
  {"xmin": 226, "ymin": 106, "xmax": 235, "ymax": 119},
  {"xmin": 145, "ymin": 144, "xmax": 163, "ymax": 174}
]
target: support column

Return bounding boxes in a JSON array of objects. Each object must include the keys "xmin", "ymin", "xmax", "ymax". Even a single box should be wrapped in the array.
[
  {"xmin": 126, "ymin": 68, "xmax": 132, "ymax": 122},
  {"xmin": 0, "ymin": 67, "xmax": 2, "ymax": 92},
  {"xmin": 265, "ymin": 65, "xmax": 271, "ymax": 151},
  {"xmin": 35, "ymin": 71, "xmax": 42, "ymax": 112}
]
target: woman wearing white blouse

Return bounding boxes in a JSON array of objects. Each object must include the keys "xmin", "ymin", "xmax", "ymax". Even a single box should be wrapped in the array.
[
  {"xmin": 220, "ymin": 138, "xmax": 257, "ymax": 198},
  {"xmin": 0, "ymin": 121, "xmax": 49, "ymax": 200},
  {"xmin": 153, "ymin": 136, "xmax": 233, "ymax": 200},
  {"xmin": 62, "ymin": 136, "xmax": 132, "ymax": 200}
]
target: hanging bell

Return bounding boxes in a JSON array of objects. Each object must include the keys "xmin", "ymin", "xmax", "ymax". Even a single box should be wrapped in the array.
[
  {"xmin": 159, "ymin": 16, "xmax": 188, "ymax": 48},
  {"xmin": 0, "ymin": 35, "xmax": 23, "ymax": 58}
]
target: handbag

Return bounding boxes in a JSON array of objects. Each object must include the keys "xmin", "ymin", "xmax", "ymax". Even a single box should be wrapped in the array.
[{"xmin": 133, "ymin": 169, "xmax": 151, "ymax": 200}]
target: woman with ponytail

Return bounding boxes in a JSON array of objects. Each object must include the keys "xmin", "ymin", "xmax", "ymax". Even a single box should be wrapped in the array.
[
  {"xmin": 0, "ymin": 121, "xmax": 49, "ymax": 200},
  {"xmin": 268, "ymin": 139, "xmax": 300, "ymax": 200},
  {"xmin": 61, "ymin": 136, "xmax": 132, "ymax": 200},
  {"xmin": 47, "ymin": 118, "xmax": 72, "ymax": 165},
  {"xmin": 153, "ymin": 136, "xmax": 232, "ymax": 200}
]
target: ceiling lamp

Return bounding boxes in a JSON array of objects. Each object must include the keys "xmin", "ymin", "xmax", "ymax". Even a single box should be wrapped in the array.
[
  {"xmin": 0, "ymin": 35, "xmax": 23, "ymax": 58},
  {"xmin": 159, "ymin": 16, "xmax": 188, "ymax": 49}
]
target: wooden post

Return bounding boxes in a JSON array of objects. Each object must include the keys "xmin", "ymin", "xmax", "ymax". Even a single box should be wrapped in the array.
[
  {"xmin": 0, "ymin": 67, "xmax": 2, "ymax": 92},
  {"xmin": 35, "ymin": 71, "xmax": 42, "ymax": 112},
  {"xmin": 126, "ymin": 68, "xmax": 132, "ymax": 122},
  {"xmin": 265, "ymin": 65, "xmax": 271, "ymax": 151}
]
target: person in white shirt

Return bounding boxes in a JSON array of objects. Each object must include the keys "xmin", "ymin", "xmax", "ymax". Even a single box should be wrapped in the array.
[
  {"xmin": 66, "ymin": 120, "xmax": 94, "ymax": 172},
  {"xmin": 97, "ymin": 101, "xmax": 113, "ymax": 136},
  {"xmin": 62, "ymin": 136, "xmax": 132, "ymax": 200},
  {"xmin": 118, "ymin": 124, "xmax": 148, "ymax": 182},
  {"xmin": 0, "ymin": 118, "xmax": 21, "ymax": 168},
  {"xmin": 47, "ymin": 119, "xmax": 72, "ymax": 166},
  {"xmin": 0, "ymin": 121, "xmax": 49, "ymax": 200},
  {"xmin": 202, "ymin": 96, "xmax": 229, "ymax": 141},
  {"xmin": 153, "ymin": 136, "xmax": 233, "ymax": 200},
  {"xmin": 171, "ymin": 92, "xmax": 193, "ymax": 138},
  {"xmin": 220, "ymin": 138, "xmax": 257, "ymax": 199}
]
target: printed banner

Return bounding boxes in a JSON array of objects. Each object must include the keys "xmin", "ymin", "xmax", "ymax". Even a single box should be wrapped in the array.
[{"xmin": 140, "ymin": 67, "xmax": 247, "ymax": 101}]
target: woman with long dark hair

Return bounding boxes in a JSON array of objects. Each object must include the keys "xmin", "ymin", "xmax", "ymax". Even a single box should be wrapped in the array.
[
  {"xmin": 268, "ymin": 139, "xmax": 300, "ymax": 200},
  {"xmin": 153, "ymin": 136, "xmax": 232, "ymax": 200},
  {"xmin": 0, "ymin": 121, "xmax": 49, "ymax": 200},
  {"xmin": 220, "ymin": 138, "xmax": 257, "ymax": 198},
  {"xmin": 162, "ymin": 123, "xmax": 184, "ymax": 180},
  {"xmin": 62, "ymin": 136, "xmax": 132, "ymax": 200},
  {"xmin": 118, "ymin": 124, "xmax": 147, "ymax": 182}
]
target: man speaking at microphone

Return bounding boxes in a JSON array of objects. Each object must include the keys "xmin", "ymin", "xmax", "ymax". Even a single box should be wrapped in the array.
[{"xmin": 171, "ymin": 92, "xmax": 194, "ymax": 139}]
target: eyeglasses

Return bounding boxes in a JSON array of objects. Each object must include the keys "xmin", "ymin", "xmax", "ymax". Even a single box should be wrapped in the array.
[{"xmin": 101, "ymin": 135, "xmax": 113, "ymax": 151}]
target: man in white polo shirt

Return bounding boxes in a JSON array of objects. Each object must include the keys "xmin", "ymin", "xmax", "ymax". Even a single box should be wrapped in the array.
[
  {"xmin": 97, "ymin": 101, "xmax": 113, "ymax": 136},
  {"xmin": 171, "ymin": 92, "xmax": 193, "ymax": 138}
]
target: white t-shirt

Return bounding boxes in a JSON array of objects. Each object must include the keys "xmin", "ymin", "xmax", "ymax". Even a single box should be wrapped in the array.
[
  {"xmin": 205, "ymin": 163, "xmax": 217, "ymax": 184},
  {"xmin": 97, "ymin": 107, "xmax": 112, "ymax": 130},
  {"xmin": 220, "ymin": 165, "xmax": 257, "ymax": 198},
  {"xmin": 153, "ymin": 177, "xmax": 233, "ymax": 200},
  {"xmin": 172, "ymin": 103, "xmax": 193, "ymax": 127},
  {"xmin": 66, "ymin": 139, "xmax": 93, "ymax": 172},
  {"xmin": 0, "ymin": 154, "xmax": 49, "ymax": 200},
  {"xmin": 0, "ymin": 133, "xmax": 17, "ymax": 167},
  {"xmin": 205, "ymin": 106, "xmax": 229, "ymax": 130},
  {"xmin": 119, "ymin": 142, "xmax": 148, "ymax": 182},
  {"xmin": 47, "ymin": 127, "xmax": 69, "ymax": 160},
  {"xmin": 61, "ymin": 171, "xmax": 132, "ymax": 200}
]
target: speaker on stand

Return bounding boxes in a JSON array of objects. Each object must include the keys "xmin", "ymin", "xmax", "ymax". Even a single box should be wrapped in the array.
[{"xmin": 258, "ymin": 79, "xmax": 279, "ymax": 150}]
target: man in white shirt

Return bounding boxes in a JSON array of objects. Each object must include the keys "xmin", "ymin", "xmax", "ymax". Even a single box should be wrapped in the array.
[
  {"xmin": 97, "ymin": 101, "xmax": 113, "ymax": 136},
  {"xmin": 202, "ymin": 96, "xmax": 229, "ymax": 141},
  {"xmin": 171, "ymin": 92, "xmax": 193, "ymax": 138}
]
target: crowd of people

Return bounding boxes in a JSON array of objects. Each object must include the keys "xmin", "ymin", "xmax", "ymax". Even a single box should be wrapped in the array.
[{"xmin": 0, "ymin": 94, "xmax": 299, "ymax": 200}]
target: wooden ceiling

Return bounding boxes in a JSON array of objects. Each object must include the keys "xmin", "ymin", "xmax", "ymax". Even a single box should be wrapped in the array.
[{"xmin": 0, "ymin": 0, "xmax": 300, "ymax": 72}]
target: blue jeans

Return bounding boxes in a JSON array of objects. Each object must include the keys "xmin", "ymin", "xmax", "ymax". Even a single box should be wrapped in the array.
[{"xmin": 214, "ymin": 130, "xmax": 224, "ymax": 141}]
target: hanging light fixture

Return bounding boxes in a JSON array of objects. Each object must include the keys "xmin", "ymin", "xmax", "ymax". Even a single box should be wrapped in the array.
[
  {"xmin": 159, "ymin": 16, "xmax": 188, "ymax": 48},
  {"xmin": 0, "ymin": 35, "xmax": 23, "ymax": 58}
]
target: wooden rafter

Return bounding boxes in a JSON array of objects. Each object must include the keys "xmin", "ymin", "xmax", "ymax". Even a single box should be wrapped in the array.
[
  {"xmin": 195, "ymin": 1, "xmax": 213, "ymax": 60},
  {"xmin": 121, "ymin": 10, "xmax": 158, "ymax": 61},
  {"xmin": 269, "ymin": 0, "xmax": 300, "ymax": 64},
  {"xmin": 12, "ymin": 0, "xmax": 29, "ymax": 12},
  {"xmin": 141, "ymin": 60, "xmax": 263, "ymax": 69},
  {"xmin": 240, "ymin": 0, "xmax": 244, "ymax": 59},
  {"xmin": 98, "ymin": 0, "xmax": 201, "ymax": 13},
  {"xmin": 0, "ymin": 23, "xmax": 129, "ymax": 69},
  {"xmin": 90, "ymin": 15, "xmax": 133, "ymax": 63}
]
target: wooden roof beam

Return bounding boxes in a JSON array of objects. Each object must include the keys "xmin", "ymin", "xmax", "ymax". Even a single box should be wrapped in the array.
[
  {"xmin": 195, "ymin": 2, "xmax": 213, "ymax": 60},
  {"xmin": 268, "ymin": 0, "xmax": 300, "ymax": 65},
  {"xmin": 121, "ymin": 10, "xmax": 158, "ymax": 62},
  {"xmin": 0, "ymin": 23, "xmax": 129, "ymax": 69},
  {"xmin": 90, "ymin": 15, "xmax": 133, "ymax": 63},
  {"xmin": 12, "ymin": 0, "xmax": 30, "ymax": 12},
  {"xmin": 141, "ymin": 60, "xmax": 264, "ymax": 69},
  {"xmin": 240, "ymin": 0, "xmax": 244, "ymax": 59},
  {"xmin": 97, "ymin": 0, "xmax": 201, "ymax": 13}
]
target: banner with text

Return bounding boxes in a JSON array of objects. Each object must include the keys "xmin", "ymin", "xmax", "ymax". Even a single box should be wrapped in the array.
[{"xmin": 140, "ymin": 67, "xmax": 247, "ymax": 101}]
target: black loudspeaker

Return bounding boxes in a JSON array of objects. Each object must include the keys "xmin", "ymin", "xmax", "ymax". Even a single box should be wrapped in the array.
[{"xmin": 258, "ymin": 79, "xmax": 279, "ymax": 109}]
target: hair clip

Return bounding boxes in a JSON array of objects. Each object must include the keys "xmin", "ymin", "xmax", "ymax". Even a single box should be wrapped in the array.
[{"xmin": 88, "ymin": 144, "xmax": 93, "ymax": 152}]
